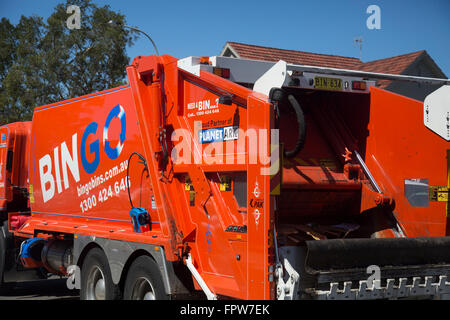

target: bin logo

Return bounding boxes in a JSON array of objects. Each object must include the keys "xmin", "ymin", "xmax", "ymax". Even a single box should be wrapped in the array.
[
  {"xmin": 81, "ymin": 104, "xmax": 127, "ymax": 174},
  {"xmin": 38, "ymin": 104, "xmax": 127, "ymax": 203},
  {"xmin": 103, "ymin": 105, "xmax": 126, "ymax": 160}
]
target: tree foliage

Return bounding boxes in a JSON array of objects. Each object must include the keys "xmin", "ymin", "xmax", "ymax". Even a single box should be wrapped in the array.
[{"xmin": 0, "ymin": 0, "xmax": 135, "ymax": 125}]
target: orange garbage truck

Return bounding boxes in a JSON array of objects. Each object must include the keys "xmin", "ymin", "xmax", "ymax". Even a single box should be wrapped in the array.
[{"xmin": 0, "ymin": 53, "xmax": 450, "ymax": 300}]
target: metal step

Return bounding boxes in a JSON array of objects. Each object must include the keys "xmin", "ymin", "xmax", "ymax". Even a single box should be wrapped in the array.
[{"xmin": 313, "ymin": 275, "xmax": 450, "ymax": 300}]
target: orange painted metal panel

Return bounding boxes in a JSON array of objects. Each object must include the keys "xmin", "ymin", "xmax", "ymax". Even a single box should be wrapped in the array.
[
  {"xmin": 28, "ymin": 85, "xmax": 158, "ymax": 234},
  {"xmin": 0, "ymin": 122, "xmax": 31, "ymax": 210},
  {"xmin": 363, "ymin": 87, "xmax": 448, "ymax": 237}
]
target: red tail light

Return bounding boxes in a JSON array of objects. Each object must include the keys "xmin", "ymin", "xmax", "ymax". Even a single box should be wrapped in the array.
[
  {"xmin": 352, "ymin": 81, "xmax": 367, "ymax": 90},
  {"xmin": 213, "ymin": 67, "xmax": 230, "ymax": 79}
]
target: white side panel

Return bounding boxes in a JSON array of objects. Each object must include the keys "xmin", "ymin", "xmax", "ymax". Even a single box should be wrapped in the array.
[
  {"xmin": 177, "ymin": 56, "xmax": 202, "ymax": 77},
  {"xmin": 253, "ymin": 60, "xmax": 288, "ymax": 97},
  {"xmin": 424, "ymin": 85, "xmax": 450, "ymax": 141},
  {"xmin": 209, "ymin": 56, "xmax": 276, "ymax": 84}
]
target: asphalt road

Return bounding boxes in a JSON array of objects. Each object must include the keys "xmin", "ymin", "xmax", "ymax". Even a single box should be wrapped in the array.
[{"xmin": 0, "ymin": 278, "xmax": 79, "ymax": 300}]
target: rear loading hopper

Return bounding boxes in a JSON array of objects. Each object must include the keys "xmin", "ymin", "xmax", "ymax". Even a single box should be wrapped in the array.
[{"xmin": 270, "ymin": 83, "xmax": 450, "ymax": 299}]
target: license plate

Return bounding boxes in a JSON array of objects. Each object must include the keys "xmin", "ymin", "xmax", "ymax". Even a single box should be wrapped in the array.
[{"xmin": 314, "ymin": 77, "xmax": 342, "ymax": 90}]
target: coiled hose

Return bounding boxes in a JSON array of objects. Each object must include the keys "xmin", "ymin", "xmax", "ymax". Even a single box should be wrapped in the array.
[{"xmin": 283, "ymin": 94, "xmax": 306, "ymax": 158}]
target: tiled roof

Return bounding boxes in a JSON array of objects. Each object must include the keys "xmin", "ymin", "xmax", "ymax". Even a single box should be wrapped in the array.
[
  {"xmin": 224, "ymin": 42, "xmax": 428, "ymax": 88},
  {"xmin": 358, "ymin": 50, "xmax": 425, "ymax": 73},
  {"xmin": 358, "ymin": 51, "xmax": 425, "ymax": 88},
  {"xmin": 225, "ymin": 42, "xmax": 362, "ymax": 69}
]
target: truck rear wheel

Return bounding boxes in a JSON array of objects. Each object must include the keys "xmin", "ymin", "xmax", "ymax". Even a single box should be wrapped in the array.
[
  {"xmin": 0, "ymin": 223, "xmax": 6, "ymax": 293},
  {"xmin": 0, "ymin": 223, "xmax": 13, "ymax": 295},
  {"xmin": 123, "ymin": 255, "xmax": 168, "ymax": 300},
  {"xmin": 80, "ymin": 247, "xmax": 121, "ymax": 300}
]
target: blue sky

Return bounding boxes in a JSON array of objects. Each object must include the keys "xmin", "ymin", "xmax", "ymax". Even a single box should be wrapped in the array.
[{"xmin": 1, "ymin": 0, "xmax": 449, "ymax": 76}]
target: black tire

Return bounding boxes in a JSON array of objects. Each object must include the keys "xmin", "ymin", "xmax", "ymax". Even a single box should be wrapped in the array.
[
  {"xmin": 124, "ymin": 255, "xmax": 169, "ymax": 300},
  {"xmin": 0, "ymin": 223, "xmax": 6, "ymax": 293},
  {"xmin": 80, "ymin": 247, "xmax": 121, "ymax": 300},
  {"xmin": 0, "ymin": 223, "xmax": 14, "ymax": 295}
]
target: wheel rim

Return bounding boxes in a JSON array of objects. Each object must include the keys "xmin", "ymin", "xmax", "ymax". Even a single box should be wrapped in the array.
[
  {"xmin": 86, "ymin": 266, "xmax": 106, "ymax": 300},
  {"xmin": 131, "ymin": 277, "xmax": 155, "ymax": 300}
]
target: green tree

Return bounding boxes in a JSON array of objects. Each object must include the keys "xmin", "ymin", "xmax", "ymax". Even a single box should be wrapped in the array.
[{"xmin": 0, "ymin": 0, "xmax": 136, "ymax": 125}]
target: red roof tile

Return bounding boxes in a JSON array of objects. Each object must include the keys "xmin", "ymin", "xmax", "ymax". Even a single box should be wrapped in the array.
[
  {"xmin": 226, "ymin": 42, "xmax": 362, "ymax": 69},
  {"xmin": 358, "ymin": 50, "xmax": 425, "ymax": 88},
  {"xmin": 225, "ymin": 42, "xmax": 427, "ymax": 89}
]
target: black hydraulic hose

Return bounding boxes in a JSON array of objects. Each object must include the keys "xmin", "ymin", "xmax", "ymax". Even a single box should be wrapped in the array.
[
  {"xmin": 284, "ymin": 94, "xmax": 306, "ymax": 158},
  {"xmin": 127, "ymin": 152, "xmax": 147, "ymax": 209},
  {"xmin": 160, "ymin": 131, "xmax": 168, "ymax": 180}
]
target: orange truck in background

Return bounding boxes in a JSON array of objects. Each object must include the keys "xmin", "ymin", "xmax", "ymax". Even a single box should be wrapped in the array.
[{"xmin": 0, "ymin": 53, "xmax": 449, "ymax": 300}]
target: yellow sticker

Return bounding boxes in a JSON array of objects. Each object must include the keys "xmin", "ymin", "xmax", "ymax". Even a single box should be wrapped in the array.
[
  {"xmin": 438, "ymin": 192, "xmax": 449, "ymax": 202},
  {"xmin": 219, "ymin": 176, "xmax": 231, "ymax": 191},
  {"xmin": 29, "ymin": 184, "xmax": 34, "ymax": 203},
  {"xmin": 438, "ymin": 187, "xmax": 449, "ymax": 202},
  {"xmin": 185, "ymin": 177, "xmax": 193, "ymax": 191},
  {"xmin": 430, "ymin": 186, "xmax": 449, "ymax": 202}
]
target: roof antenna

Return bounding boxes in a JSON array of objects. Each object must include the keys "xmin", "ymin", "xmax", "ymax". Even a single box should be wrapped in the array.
[{"xmin": 354, "ymin": 37, "xmax": 363, "ymax": 61}]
